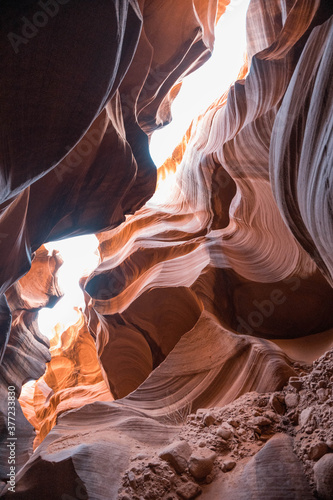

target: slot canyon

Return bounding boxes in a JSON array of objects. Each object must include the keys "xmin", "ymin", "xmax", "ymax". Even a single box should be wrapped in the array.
[{"xmin": 0, "ymin": 0, "xmax": 333, "ymax": 499}]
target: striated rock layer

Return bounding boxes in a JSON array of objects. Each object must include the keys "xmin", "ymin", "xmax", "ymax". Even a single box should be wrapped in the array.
[
  {"xmin": 82, "ymin": 0, "xmax": 333, "ymax": 399},
  {"xmin": 0, "ymin": 247, "xmax": 61, "ymax": 485},
  {"xmin": 0, "ymin": 0, "xmax": 227, "ymax": 358},
  {"xmin": 19, "ymin": 314, "xmax": 112, "ymax": 449},
  {"xmin": 0, "ymin": 0, "xmax": 333, "ymax": 499}
]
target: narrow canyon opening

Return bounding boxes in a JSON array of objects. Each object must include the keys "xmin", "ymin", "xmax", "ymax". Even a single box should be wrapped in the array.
[
  {"xmin": 22, "ymin": 0, "xmax": 251, "ymax": 408},
  {"xmin": 36, "ymin": 0, "xmax": 250, "ymax": 345},
  {"xmin": 1, "ymin": 0, "xmax": 333, "ymax": 499}
]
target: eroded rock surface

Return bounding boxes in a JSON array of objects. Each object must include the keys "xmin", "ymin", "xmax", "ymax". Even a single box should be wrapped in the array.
[
  {"xmin": 0, "ymin": 247, "xmax": 61, "ymax": 485},
  {"xmin": 0, "ymin": 0, "xmax": 332, "ymax": 499}
]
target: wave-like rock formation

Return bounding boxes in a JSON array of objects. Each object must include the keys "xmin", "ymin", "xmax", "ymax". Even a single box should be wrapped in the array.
[
  {"xmin": 0, "ymin": 0, "xmax": 333, "ymax": 499},
  {"xmin": 0, "ymin": 247, "xmax": 61, "ymax": 485},
  {"xmin": 0, "ymin": 0, "xmax": 227, "ymax": 352},
  {"xmin": 83, "ymin": 0, "xmax": 333, "ymax": 399},
  {"xmin": 270, "ymin": 12, "xmax": 333, "ymax": 285},
  {"xmin": 19, "ymin": 314, "xmax": 112, "ymax": 448}
]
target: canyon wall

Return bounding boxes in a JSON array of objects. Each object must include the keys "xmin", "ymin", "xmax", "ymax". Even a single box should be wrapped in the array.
[{"xmin": 0, "ymin": 0, "xmax": 332, "ymax": 498}]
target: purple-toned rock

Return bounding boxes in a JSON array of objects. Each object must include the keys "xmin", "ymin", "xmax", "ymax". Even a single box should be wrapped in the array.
[
  {"xmin": 189, "ymin": 447, "xmax": 217, "ymax": 480},
  {"xmin": 314, "ymin": 454, "xmax": 333, "ymax": 500},
  {"xmin": 158, "ymin": 440, "xmax": 192, "ymax": 473}
]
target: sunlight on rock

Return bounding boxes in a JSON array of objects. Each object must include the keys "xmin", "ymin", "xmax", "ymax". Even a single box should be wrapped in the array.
[
  {"xmin": 2, "ymin": 0, "xmax": 333, "ymax": 497},
  {"xmin": 149, "ymin": 0, "xmax": 249, "ymax": 168},
  {"xmin": 37, "ymin": 235, "xmax": 100, "ymax": 339}
]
